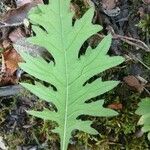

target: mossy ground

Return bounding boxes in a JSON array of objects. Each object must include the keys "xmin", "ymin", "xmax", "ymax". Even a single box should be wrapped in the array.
[{"xmin": 0, "ymin": 91, "xmax": 150, "ymax": 150}]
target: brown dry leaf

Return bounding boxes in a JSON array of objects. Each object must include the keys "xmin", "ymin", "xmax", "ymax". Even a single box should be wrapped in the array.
[
  {"xmin": 9, "ymin": 28, "xmax": 26, "ymax": 43},
  {"xmin": 2, "ymin": 49, "xmax": 22, "ymax": 75},
  {"xmin": 101, "ymin": 0, "xmax": 118, "ymax": 10},
  {"xmin": 14, "ymin": 37, "xmax": 52, "ymax": 59},
  {"xmin": 2, "ymin": 3, "xmax": 33, "ymax": 24},
  {"xmin": 2, "ymin": 40, "xmax": 11, "ymax": 49},
  {"xmin": 16, "ymin": 0, "xmax": 33, "ymax": 7},
  {"xmin": 16, "ymin": 0, "xmax": 43, "ymax": 7},
  {"xmin": 123, "ymin": 75, "xmax": 144, "ymax": 93},
  {"xmin": 0, "ymin": 0, "xmax": 43, "ymax": 39},
  {"xmin": 107, "ymin": 103, "xmax": 123, "ymax": 110},
  {"xmin": 83, "ymin": 0, "xmax": 91, "ymax": 7},
  {"xmin": 2, "ymin": 0, "xmax": 43, "ymax": 25},
  {"xmin": 70, "ymin": 3, "xmax": 81, "ymax": 19},
  {"xmin": 0, "ymin": 74, "xmax": 18, "ymax": 86}
]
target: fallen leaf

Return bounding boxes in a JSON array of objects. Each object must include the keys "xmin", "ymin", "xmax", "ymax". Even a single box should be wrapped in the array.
[
  {"xmin": 0, "ymin": 74, "xmax": 18, "ymax": 86},
  {"xmin": 2, "ymin": 3, "xmax": 32, "ymax": 24},
  {"xmin": 16, "ymin": 0, "xmax": 32, "ymax": 7},
  {"xmin": 70, "ymin": 3, "xmax": 81, "ymax": 19},
  {"xmin": 0, "ymin": 1, "xmax": 42, "ymax": 39},
  {"xmin": 2, "ymin": 49, "xmax": 22, "ymax": 75},
  {"xmin": 2, "ymin": 0, "xmax": 43, "ymax": 25},
  {"xmin": 9, "ymin": 28, "xmax": 26, "ymax": 43},
  {"xmin": 2, "ymin": 40, "xmax": 11, "ymax": 49},
  {"xmin": 123, "ymin": 75, "xmax": 144, "ymax": 93},
  {"xmin": 101, "ymin": 0, "xmax": 118, "ymax": 10},
  {"xmin": 16, "ymin": 0, "xmax": 43, "ymax": 7},
  {"xmin": 107, "ymin": 103, "xmax": 123, "ymax": 110},
  {"xmin": 14, "ymin": 38, "xmax": 52, "ymax": 59}
]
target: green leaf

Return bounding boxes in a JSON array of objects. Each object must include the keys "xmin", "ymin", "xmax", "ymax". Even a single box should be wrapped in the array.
[
  {"xmin": 136, "ymin": 97, "xmax": 150, "ymax": 141},
  {"xmin": 15, "ymin": 1, "xmax": 124, "ymax": 150}
]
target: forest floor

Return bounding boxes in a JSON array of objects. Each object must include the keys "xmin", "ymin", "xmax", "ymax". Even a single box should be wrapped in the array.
[{"xmin": 0, "ymin": 0, "xmax": 150, "ymax": 150}]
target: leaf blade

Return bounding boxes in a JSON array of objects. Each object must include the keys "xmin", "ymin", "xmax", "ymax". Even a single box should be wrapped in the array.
[{"xmin": 16, "ymin": 2, "xmax": 124, "ymax": 150}]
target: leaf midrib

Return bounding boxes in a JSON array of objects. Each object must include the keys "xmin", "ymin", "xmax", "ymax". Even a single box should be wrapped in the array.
[{"xmin": 58, "ymin": 1, "xmax": 69, "ymax": 150}]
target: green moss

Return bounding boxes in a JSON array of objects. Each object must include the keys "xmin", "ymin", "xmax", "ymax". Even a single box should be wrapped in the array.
[
  {"xmin": 143, "ymin": 52, "xmax": 150, "ymax": 67},
  {"xmin": 138, "ymin": 14, "xmax": 150, "ymax": 33}
]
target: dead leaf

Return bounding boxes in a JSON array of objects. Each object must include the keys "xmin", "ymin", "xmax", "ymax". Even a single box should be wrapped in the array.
[
  {"xmin": 107, "ymin": 103, "xmax": 123, "ymax": 110},
  {"xmin": 83, "ymin": 0, "xmax": 90, "ymax": 7},
  {"xmin": 70, "ymin": 3, "xmax": 81, "ymax": 19},
  {"xmin": 1, "ymin": 0, "xmax": 43, "ymax": 25},
  {"xmin": 2, "ymin": 4, "xmax": 32, "ymax": 24},
  {"xmin": 9, "ymin": 28, "xmax": 26, "ymax": 42},
  {"xmin": 16, "ymin": 0, "xmax": 33, "ymax": 7},
  {"xmin": 2, "ymin": 49, "xmax": 22, "ymax": 75},
  {"xmin": 0, "ymin": 74, "xmax": 18, "ymax": 86},
  {"xmin": 101, "ymin": 0, "xmax": 118, "ymax": 10},
  {"xmin": 14, "ymin": 38, "xmax": 52, "ymax": 59},
  {"xmin": 2, "ymin": 40, "xmax": 11, "ymax": 49},
  {"xmin": 0, "ymin": 1, "xmax": 42, "ymax": 39},
  {"xmin": 123, "ymin": 75, "xmax": 144, "ymax": 93},
  {"xmin": 16, "ymin": 0, "xmax": 43, "ymax": 7}
]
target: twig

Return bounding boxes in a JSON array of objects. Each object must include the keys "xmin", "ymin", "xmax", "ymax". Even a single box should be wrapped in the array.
[
  {"xmin": 0, "ymin": 21, "xmax": 23, "ymax": 28},
  {"xmin": 97, "ymin": 26, "xmax": 150, "ymax": 70},
  {"xmin": 144, "ymin": 87, "xmax": 150, "ymax": 95},
  {"xmin": 97, "ymin": 32, "xmax": 150, "ymax": 52},
  {"xmin": 115, "ymin": 34, "xmax": 150, "ymax": 52},
  {"xmin": 97, "ymin": 25, "xmax": 150, "ymax": 52},
  {"xmin": 128, "ymin": 52, "xmax": 150, "ymax": 70}
]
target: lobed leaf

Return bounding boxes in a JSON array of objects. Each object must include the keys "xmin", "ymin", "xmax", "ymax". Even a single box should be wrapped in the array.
[
  {"xmin": 136, "ymin": 97, "xmax": 150, "ymax": 141},
  {"xmin": 16, "ymin": 1, "xmax": 124, "ymax": 150}
]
